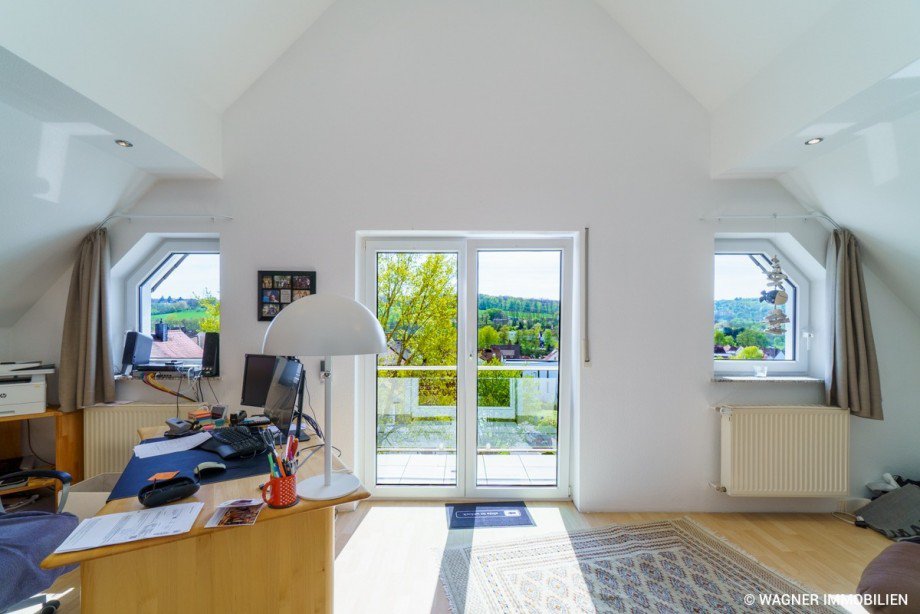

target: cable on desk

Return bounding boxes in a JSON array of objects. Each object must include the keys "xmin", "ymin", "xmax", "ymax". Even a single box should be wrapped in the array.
[
  {"xmin": 25, "ymin": 420, "xmax": 54, "ymax": 467},
  {"xmin": 205, "ymin": 377, "xmax": 220, "ymax": 404},
  {"xmin": 141, "ymin": 372, "xmax": 198, "ymax": 403}
]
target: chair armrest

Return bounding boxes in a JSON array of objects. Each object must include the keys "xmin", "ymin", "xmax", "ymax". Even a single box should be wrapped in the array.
[
  {"xmin": 1, "ymin": 470, "xmax": 73, "ymax": 514},
  {"xmin": 1, "ymin": 470, "xmax": 72, "ymax": 486}
]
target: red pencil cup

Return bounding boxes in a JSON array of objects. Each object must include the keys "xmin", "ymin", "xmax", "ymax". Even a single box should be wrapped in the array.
[{"xmin": 262, "ymin": 474, "xmax": 298, "ymax": 509}]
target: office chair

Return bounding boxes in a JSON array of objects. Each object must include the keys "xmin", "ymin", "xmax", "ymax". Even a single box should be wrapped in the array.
[{"xmin": 0, "ymin": 470, "xmax": 78, "ymax": 614}]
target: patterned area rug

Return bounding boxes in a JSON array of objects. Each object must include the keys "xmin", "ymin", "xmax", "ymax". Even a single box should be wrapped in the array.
[{"xmin": 440, "ymin": 518, "xmax": 843, "ymax": 613}]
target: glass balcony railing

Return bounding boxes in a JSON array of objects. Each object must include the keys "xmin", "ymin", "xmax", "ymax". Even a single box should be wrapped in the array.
[{"xmin": 375, "ymin": 365, "xmax": 558, "ymax": 487}]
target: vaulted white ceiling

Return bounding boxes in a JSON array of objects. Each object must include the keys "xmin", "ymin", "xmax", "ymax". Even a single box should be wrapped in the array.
[
  {"xmin": 593, "ymin": 0, "xmax": 841, "ymax": 112},
  {"xmin": 0, "ymin": 0, "xmax": 338, "ymax": 176},
  {"xmin": 0, "ymin": 0, "xmax": 337, "ymax": 325},
  {"xmin": 4, "ymin": 0, "xmax": 338, "ymax": 116},
  {"xmin": 0, "ymin": 94, "xmax": 153, "ymax": 325},
  {"xmin": 1, "ymin": 0, "xmax": 920, "ymax": 324}
]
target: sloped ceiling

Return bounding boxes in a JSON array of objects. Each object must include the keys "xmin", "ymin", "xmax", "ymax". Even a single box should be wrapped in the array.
[
  {"xmin": 0, "ymin": 96, "xmax": 152, "ymax": 325},
  {"xmin": 593, "ymin": 0, "xmax": 840, "ymax": 111},
  {"xmin": 1, "ymin": 0, "xmax": 920, "ymax": 322},
  {"xmin": 779, "ymin": 105, "xmax": 920, "ymax": 315},
  {"xmin": 0, "ymin": 0, "xmax": 337, "ymax": 116},
  {"xmin": 596, "ymin": 0, "xmax": 920, "ymax": 315},
  {"xmin": 0, "ymin": 0, "xmax": 337, "ymax": 325}
]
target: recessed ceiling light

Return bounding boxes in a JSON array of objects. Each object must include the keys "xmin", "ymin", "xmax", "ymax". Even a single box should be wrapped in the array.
[
  {"xmin": 804, "ymin": 137, "xmax": 823, "ymax": 145},
  {"xmin": 114, "ymin": 139, "xmax": 134, "ymax": 148}
]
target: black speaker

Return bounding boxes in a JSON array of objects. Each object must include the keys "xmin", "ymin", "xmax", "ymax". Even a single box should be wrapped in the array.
[
  {"xmin": 202, "ymin": 332, "xmax": 219, "ymax": 377},
  {"xmin": 121, "ymin": 332, "xmax": 153, "ymax": 374}
]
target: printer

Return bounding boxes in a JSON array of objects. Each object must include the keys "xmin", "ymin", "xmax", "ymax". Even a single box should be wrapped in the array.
[{"xmin": 0, "ymin": 361, "xmax": 54, "ymax": 417}]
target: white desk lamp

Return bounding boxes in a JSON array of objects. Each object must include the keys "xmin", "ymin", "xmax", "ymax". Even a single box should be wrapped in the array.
[{"xmin": 262, "ymin": 293, "xmax": 386, "ymax": 500}]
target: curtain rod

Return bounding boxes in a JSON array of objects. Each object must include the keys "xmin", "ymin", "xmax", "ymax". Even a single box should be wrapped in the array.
[
  {"xmin": 700, "ymin": 212, "xmax": 842, "ymax": 231},
  {"xmin": 95, "ymin": 213, "xmax": 233, "ymax": 231}
]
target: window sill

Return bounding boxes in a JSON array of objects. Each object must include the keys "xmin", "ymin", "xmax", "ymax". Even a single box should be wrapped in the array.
[
  {"xmin": 712, "ymin": 376, "xmax": 822, "ymax": 384},
  {"xmin": 116, "ymin": 373, "xmax": 221, "ymax": 381}
]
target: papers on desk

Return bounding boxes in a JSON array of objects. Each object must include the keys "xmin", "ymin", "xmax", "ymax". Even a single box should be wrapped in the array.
[
  {"xmin": 54, "ymin": 502, "xmax": 204, "ymax": 553},
  {"xmin": 205, "ymin": 498, "xmax": 265, "ymax": 528},
  {"xmin": 133, "ymin": 431, "xmax": 211, "ymax": 458}
]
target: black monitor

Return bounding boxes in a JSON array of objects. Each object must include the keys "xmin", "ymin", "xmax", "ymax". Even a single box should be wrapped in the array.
[
  {"xmin": 241, "ymin": 354, "xmax": 303, "ymax": 438},
  {"xmin": 263, "ymin": 358, "xmax": 303, "ymax": 436},
  {"xmin": 240, "ymin": 354, "xmax": 277, "ymax": 407},
  {"xmin": 120, "ymin": 332, "xmax": 153, "ymax": 374}
]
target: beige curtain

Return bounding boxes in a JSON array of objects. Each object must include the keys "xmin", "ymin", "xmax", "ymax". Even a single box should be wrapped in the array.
[
  {"xmin": 59, "ymin": 228, "xmax": 115, "ymax": 411},
  {"xmin": 825, "ymin": 229, "xmax": 882, "ymax": 419}
]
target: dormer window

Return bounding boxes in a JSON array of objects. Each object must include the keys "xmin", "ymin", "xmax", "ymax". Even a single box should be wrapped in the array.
[{"xmin": 714, "ymin": 239, "xmax": 810, "ymax": 376}]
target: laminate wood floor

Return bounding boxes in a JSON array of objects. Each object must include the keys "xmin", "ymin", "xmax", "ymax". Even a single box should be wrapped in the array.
[{"xmin": 34, "ymin": 500, "xmax": 889, "ymax": 613}]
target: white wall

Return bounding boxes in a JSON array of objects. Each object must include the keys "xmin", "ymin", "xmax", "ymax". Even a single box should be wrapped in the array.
[
  {"xmin": 8, "ymin": 269, "xmax": 71, "ymax": 405},
  {"xmin": 115, "ymin": 0, "xmax": 836, "ymax": 512},
  {"xmin": 849, "ymin": 269, "xmax": 920, "ymax": 495},
  {"xmin": 5, "ymin": 270, "xmax": 72, "ymax": 463},
  {"xmin": 0, "ymin": 328, "xmax": 10, "ymax": 361},
  {"xmin": 9, "ymin": 0, "xmax": 919, "ymax": 510}
]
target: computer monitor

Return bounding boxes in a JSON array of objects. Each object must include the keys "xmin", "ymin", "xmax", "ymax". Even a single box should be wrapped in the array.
[
  {"xmin": 240, "ymin": 354, "xmax": 277, "ymax": 407},
  {"xmin": 263, "ymin": 358, "xmax": 303, "ymax": 436},
  {"xmin": 120, "ymin": 332, "xmax": 153, "ymax": 374},
  {"xmin": 241, "ymin": 354, "xmax": 303, "ymax": 438}
]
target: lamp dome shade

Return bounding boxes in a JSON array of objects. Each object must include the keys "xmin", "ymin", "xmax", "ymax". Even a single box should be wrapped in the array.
[{"xmin": 261, "ymin": 294, "xmax": 386, "ymax": 357}]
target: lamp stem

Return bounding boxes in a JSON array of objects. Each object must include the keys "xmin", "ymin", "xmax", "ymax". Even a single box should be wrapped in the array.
[{"xmin": 324, "ymin": 355, "xmax": 333, "ymax": 487}]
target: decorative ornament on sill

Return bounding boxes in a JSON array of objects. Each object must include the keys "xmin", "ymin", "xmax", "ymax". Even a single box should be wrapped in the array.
[{"xmin": 759, "ymin": 255, "xmax": 790, "ymax": 335}]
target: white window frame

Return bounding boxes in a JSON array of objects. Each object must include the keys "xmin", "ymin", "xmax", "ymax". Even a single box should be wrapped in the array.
[
  {"xmin": 714, "ymin": 239, "xmax": 810, "ymax": 376},
  {"xmin": 125, "ymin": 238, "xmax": 219, "ymax": 364},
  {"xmin": 466, "ymin": 238, "xmax": 573, "ymax": 501},
  {"xmin": 360, "ymin": 235, "xmax": 574, "ymax": 500},
  {"xmin": 362, "ymin": 239, "xmax": 466, "ymax": 500}
]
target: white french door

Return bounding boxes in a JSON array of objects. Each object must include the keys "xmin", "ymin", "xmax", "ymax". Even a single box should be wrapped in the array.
[{"xmin": 362, "ymin": 237, "xmax": 572, "ymax": 499}]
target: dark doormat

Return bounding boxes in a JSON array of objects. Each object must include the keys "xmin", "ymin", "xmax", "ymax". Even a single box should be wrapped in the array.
[{"xmin": 446, "ymin": 501, "xmax": 535, "ymax": 529}]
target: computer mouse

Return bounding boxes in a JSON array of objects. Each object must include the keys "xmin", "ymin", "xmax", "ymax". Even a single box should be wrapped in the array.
[{"xmin": 194, "ymin": 461, "xmax": 227, "ymax": 478}]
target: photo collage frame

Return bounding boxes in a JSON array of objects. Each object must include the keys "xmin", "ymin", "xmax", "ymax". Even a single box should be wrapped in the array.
[{"xmin": 258, "ymin": 270, "xmax": 316, "ymax": 321}]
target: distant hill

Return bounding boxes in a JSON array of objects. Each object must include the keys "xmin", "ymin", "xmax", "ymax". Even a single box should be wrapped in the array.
[
  {"xmin": 478, "ymin": 294, "xmax": 559, "ymax": 329},
  {"xmin": 714, "ymin": 297, "xmax": 773, "ymax": 327},
  {"xmin": 478, "ymin": 294, "xmax": 558, "ymax": 315}
]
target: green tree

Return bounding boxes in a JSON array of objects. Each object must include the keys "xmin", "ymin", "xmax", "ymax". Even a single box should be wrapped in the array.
[
  {"xmin": 197, "ymin": 290, "xmax": 220, "ymax": 333},
  {"xmin": 543, "ymin": 329, "xmax": 557, "ymax": 351},
  {"xmin": 376, "ymin": 253, "xmax": 457, "ymax": 366},
  {"xmin": 477, "ymin": 325, "xmax": 501, "ymax": 350},
  {"xmin": 733, "ymin": 346, "xmax": 764, "ymax": 360},
  {"xmin": 736, "ymin": 329, "xmax": 768, "ymax": 349},
  {"xmin": 517, "ymin": 324, "xmax": 546, "ymax": 357},
  {"xmin": 477, "ymin": 358, "xmax": 521, "ymax": 407},
  {"xmin": 375, "ymin": 254, "xmax": 458, "ymax": 416}
]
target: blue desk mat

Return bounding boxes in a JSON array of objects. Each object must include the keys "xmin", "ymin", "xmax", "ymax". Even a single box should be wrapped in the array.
[{"xmin": 107, "ymin": 437, "xmax": 270, "ymax": 501}]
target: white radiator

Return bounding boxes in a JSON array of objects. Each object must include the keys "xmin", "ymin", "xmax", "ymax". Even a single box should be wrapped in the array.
[
  {"xmin": 84, "ymin": 403, "xmax": 201, "ymax": 478},
  {"xmin": 718, "ymin": 405, "xmax": 849, "ymax": 497}
]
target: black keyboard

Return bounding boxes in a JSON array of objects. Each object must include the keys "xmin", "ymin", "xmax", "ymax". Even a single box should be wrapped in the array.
[{"xmin": 200, "ymin": 426, "xmax": 267, "ymax": 459}]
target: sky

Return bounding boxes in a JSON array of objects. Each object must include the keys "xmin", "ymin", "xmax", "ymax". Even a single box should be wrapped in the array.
[
  {"xmin": 714, "ymin": 254, "xmax": 770, "ymax": 300},
  {"xmin": 152, "ymin": 253, "xmax": 220, "ymax": 299},
  {"xmin": 478, "ymin": 251, "xmax": 561, "ymax": 300}
]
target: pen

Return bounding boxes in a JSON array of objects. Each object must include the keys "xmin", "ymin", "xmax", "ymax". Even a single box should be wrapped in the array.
[
  {"xmin": 275, "ymin": 450, "xmax": 286, "ymax": 477},
  {"xmin": 267, "ymin": 452, "xmax": 279, "ymax": 478}
]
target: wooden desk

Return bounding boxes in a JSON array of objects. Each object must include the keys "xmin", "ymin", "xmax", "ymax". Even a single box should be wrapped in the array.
[{"xmin": 43, "ymin": 426, "xmax": 368, "ymax": 613}]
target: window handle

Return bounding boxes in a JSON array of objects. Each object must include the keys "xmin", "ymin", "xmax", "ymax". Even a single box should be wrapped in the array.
[{"xmin": 802, "ymin": 331, "xmax": 814, "ymax": 351}]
